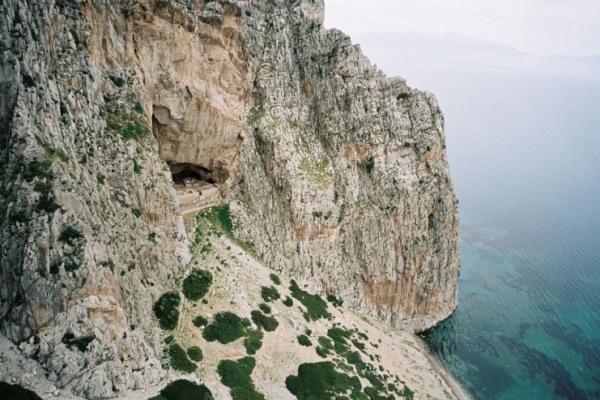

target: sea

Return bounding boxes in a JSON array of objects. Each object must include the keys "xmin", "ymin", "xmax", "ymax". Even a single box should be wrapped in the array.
[{"xmin": 416, "ymin": 69, "xmax": 600, "ymax": 400}]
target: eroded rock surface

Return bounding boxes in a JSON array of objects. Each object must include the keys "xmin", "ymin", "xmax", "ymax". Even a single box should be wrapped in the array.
[{"xmin": 0, "ymin": 0, "xmax": 459, "ymax": 398}]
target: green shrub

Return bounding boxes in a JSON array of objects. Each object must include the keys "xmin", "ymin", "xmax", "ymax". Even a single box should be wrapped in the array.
[
  {"xmin": 203, "ymin": 312, "xmax": 249, "ymax": 344},
  {"xmin": 58, "ymin": 225, "xmax": 83, "ymax": 246},
  {"xmin": 326, "ymin": 293, "xmax": 343, "ymax": 307},
  {"xmin": 182, "ymin": 269, "xmax": 213, "ymax": 301},
  {"xmin": 251, "ymin": 310, "xmax": 278, "ymax": 332},
  {"xmin": 217, "ymin": 357, "xmax": 265, "ymax": 400},
  {"xmin": 297, "ymin": 334, "xmax": 312, "ymax": 347},
  {"xmin": 363, "ymin": 156, "xmax": 375, "ymax": 175},
  {"xmin": 192, "ymin": 315, "xmax": 208, "ymax": 328},
  {"xmin": 285, "ymin": 362, "xmax": 362, "ymax": 399},
  {"xmin": 247, "ymin": 106, "xmax": 266, "ymax": 125},
  {"xmin": 168, "ymin": 343, "xmax": 196, "ymax": 373},
  {"xmin": 153, "ymin": 291, "xmax": 181, "ymax": 330},
  {"xmin": 258, "ymin": 303, "xmax": 271, "ymax": 314},
  {"xmin": 153, "ymin": 379, "xmax": 213, "ymax": 400},
  {"xmin": 121, "ymin": 121, "xmax": 148, "ymax": 140},
  {"xmin": 243, "ymin": 329, "xmax": 263, "ymax": 355},
  {"xmin": 187, "ymin": 346, "xmax": 203, "ymax": 362},
  {"xmin": 289, "ymin": 280, "xmax": 331, "ymax": 321},
  {"xmin": 0, "ymin": 382, "xmax": 42, "ymax": 400},
  {"xmin": 269, "ymin": 273, "xmax": 281, "ymax": 285},
  {"xmin": 261, "ymin": 286, "xmax": 280, "ymax": 302},
  {"xmin": 283, "ymin": 296, "xmax": 293, "ymax": 307}
]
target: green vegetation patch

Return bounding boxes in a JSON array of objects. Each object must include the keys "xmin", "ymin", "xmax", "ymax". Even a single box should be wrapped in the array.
[
  {"xmin": 182, "ymin": 269, "xmax": 213, "ymax": 301},
  {"xmin": 248, "ymin": 106, "xmax": 266, "ymax": 125},
  {"xmin": 251, "ymin": 310, "xmax": 279, "ymax": 332},
  {"xmin": 261, "ymin": 286, "xmax": 280, "ymax": 302},
  {"xmin": 121, "ymin": 121, "xmax": 149, "ymax": 140},
  {"xmin": 297, "ymin": 334, "xmax": 312, "ymax": 347},
  {"xmin": 326, "ymin": 293, "xmax": 344, "ymax": 307},
  {"xmin": 187, "ymin": 346, "xmax": 203, "ymax": 362},
  {"xmin": 269, "ymin": 273, "xmax": 281, "ymax": 285},
  {"xmin": 201, "ymin": 204, "xmax": 257, "ymax": 257},
  {"xmin": 0, "ymin": 382, "xmax": 42, "ymax": 400},
  {"xmin": 203, "ymin": 312, "xmax": 250, "ymax": 344},
  {"xmin": 285, "ymin": 362, "xmax": 362, "ymax": 399},
  {"xmin": 258, "ymin": 303, "xmax": 271, "ymax": 314},
  {"xmin": 58, "ymin": 225, "xmax": 84, "ymax": 246},
  {"xmin": 243, "ymin": 329, "xmax": 264, "ymax": 355},
  {"xmin": 283, "ymin": 296, "xmax": 293, "ymax": 307},
  {"xmin": 153, "ymin": 291, "xmax": 181, "ymax": 330},
  {"xmin": 289, "ymin": 280, "xmax": 331, "ymax": 321},
  {"xmin": 192, "ymin": 315, "xmax": 208, "ymax": 328},
  {"xmin": 168, "ymin": 343, "xmax": 197, "ymax": 373},
  {"xmin": 150, "ymin": 379, "xmax": 213, "ymax": 400},
  {"xmin": 299, "ymin": 158, "xmax": 333, "ymax": 187},
  {"xmin": 217, "ymin": 357, "xmax": 265, "ymax": 400}
]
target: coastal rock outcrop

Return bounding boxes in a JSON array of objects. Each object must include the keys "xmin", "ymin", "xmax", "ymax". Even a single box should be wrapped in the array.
[{"xmin": 0, "ymin": 0, "xmax": 459, "ymax": 398}]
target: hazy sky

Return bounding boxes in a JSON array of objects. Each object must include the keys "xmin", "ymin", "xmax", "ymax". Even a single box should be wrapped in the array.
[{"xmin": 324, "ymin": 0, "xmax": 600, "ymax": 57}]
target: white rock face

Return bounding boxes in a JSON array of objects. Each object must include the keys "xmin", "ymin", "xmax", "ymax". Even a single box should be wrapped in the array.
[{"xmin": 0, "ymin": 0, "xmax": 459, "ymax": 397}]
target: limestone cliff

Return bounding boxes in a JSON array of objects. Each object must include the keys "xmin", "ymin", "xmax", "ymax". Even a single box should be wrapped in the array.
[{"xmin": 0, "ymin": 0, "xmax": 460, "ymax": 398}]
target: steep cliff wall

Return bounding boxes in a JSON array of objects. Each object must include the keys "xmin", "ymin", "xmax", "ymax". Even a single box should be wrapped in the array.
[{"xmin": 0, "ymin": 0, "xmax": 459, "ymax": 398}]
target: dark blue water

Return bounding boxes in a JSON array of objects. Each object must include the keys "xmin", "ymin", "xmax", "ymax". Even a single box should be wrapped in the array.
[{"xmin": 414, "ymin": 71, "xmax": 600, "ymax": 399}]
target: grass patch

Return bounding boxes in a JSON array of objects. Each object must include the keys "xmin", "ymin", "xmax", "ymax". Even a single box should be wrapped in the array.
[
  {"xmin": 202, "ymin": 204, "xmax": 258, "ymax": 258},
  {"xmin": 285, "ymin": 362, "xmax": 362, "ymax": 399},
  {"xmin": 283, "ymin": 296, "xmax": 293, "ymax": 307},
  {"xmin": 217, "ymin": 357, "xmax": 265, "ymax": 400},
  {"xmin": 153, "ymin": 291, "xmax": 181, "ymax": 330},
  {"xmin": 251, "ymin": 310, "xmax": 279, "ymax": 332},
  {"xmin": 151, "ymin": 379, "xmax": 213, "ymax": 400},
  {"xmin": 187, "ymin": 346, "xmax": 203, "ymax": 362},
  {"xmin": 168, "ymin": 343, "xmax": 196, "ymax": 373},
  {"xmin": 182, "ymin": 269, "xmax": 213, "ymax": 301},
  {"xmin": 248, "ymin": 106, "xmax": 266, "ymax": 125},
  {"xmin": 297, "ymin": 334, "xmax": 312, "ymax": 347},
  {"xmin": 299, "ymin": 158, "xmax": 332, "ymax": 187},
  {"xmin": 243, "ymin": 329, "xmax": 264, "ymax": 355},
  {"xmin": 203, "ymin": 312, "xmax": 250, "ymax": 344},
  {"xmin": 289, "ymin": 280, "xmax": 331, "ymax": 321}
]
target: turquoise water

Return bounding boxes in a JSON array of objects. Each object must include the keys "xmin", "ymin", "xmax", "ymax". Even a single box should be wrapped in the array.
[{"xmin": 418, "ymin": 72, "xmax": 600, "ymax": 399}]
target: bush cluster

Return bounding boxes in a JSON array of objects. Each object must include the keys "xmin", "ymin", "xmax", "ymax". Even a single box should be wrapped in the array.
[
  {"xmin": 182, "ymin": 269, "xmax": 213, "ymax": 301},
  {"xmin": 153, "ymin": 291, "xmax": 181, "ymax": 330}
]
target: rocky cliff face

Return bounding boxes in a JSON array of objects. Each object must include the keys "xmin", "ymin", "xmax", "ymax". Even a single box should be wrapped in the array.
[{"xmin": 0, "ymin": 0, "xmax": 459, "ymax": 398}]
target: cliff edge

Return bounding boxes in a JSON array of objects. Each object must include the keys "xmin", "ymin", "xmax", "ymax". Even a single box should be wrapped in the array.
[{"xmin": 0, "ymin": 0, "xmax": 460, "ymax": 398}]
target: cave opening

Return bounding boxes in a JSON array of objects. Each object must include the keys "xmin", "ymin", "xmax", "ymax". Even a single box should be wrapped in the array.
[{"xmin": 168, "ymin": 162, "xmax": 216, "ymax": 186}]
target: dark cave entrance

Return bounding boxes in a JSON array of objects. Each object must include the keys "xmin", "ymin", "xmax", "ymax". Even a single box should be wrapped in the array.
[{"xmin": 168, "ymin": 162, "xmax": 216, "ymax": 186}]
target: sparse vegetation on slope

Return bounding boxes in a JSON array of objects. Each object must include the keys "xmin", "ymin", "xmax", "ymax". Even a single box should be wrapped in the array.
[
  {"xmin": 289, "ymin": 280, "xmax": 331, "ymax": 321},
  {"xmin": 251, "ymin": 310, "xmax": 278, "ymax": 332},
  {"xmin": 286, "ymin": 361, "xmax": 363, "ymax": 399},
  {"xmin": 260, "ymin": 286, "xmax": 280, "ymax": 302},
  {"xmin": 217, "ymin": 357, "xmax": 265, "ymax": 400},
  {"xmin": 168, "ymin": 343, "xmax": 197, "ymax": 373},
  {"xmin": 203, "ymin": 312, "xmax": 250, "ymax": 344}
]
